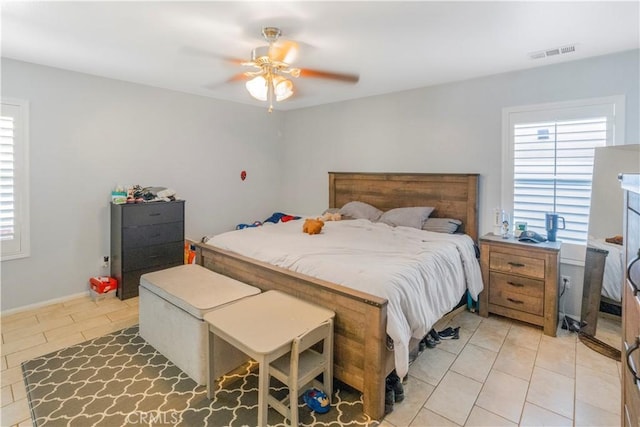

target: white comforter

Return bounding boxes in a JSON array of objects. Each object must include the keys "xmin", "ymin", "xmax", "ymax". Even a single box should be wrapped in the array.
[{"xmin": 206, "ymin": 218, "xmax": 484, "ymax": 377}]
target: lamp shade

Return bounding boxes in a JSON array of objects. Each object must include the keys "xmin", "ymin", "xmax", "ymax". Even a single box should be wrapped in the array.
[
  {"xmin": 273, "ymin": 76, "xmax": 293, "ymax": 101},
  {"xmin": 245, "ymin": 76, "xmax": 268, "ymax": 101}
]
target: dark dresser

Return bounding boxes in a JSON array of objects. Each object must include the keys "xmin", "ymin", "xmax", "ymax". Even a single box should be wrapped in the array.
[
  {"xmin": 110, "ymin": 200, "xmax": 185, "ymax": 300},
  {"xmin": 620, "ymin": 173, "xmax": 640, "ymax": 426}
]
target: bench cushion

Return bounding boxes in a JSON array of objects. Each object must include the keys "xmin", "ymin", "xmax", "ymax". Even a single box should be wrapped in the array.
[{"xmin": 140, "ymin": 264, "xmax": 260, "ymax": 319}]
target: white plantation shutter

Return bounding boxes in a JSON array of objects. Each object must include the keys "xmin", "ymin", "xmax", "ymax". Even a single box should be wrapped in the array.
[
  {"xmin": 1, "ymin": 99, "xmax": 29, "ymax": 260},
  {"xmin": 1, "ymin": 116, "xmax": 16, "ymax": 240},
  {"xmin": 503, "ymin": 96, "xmax": 624, "ymax": 263},
  {"xmin": 513, "ymin": 118, "xmax": 608, "ymax": 244}
]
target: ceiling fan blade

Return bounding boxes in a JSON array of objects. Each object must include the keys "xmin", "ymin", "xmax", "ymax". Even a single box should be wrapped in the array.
[
  {"xmin": 269, "ymin": 40, "xmax": 299, "ymax": 64},
  {"xmin": 226, "ymin": 73, "xmax": 248, "ymax": 83},
  {"xmin": 298, "ymin": 69, "xmax": 360, "ymax": 83},
  {"xmin": 203, "ymin": 73, "xmax": 247, "ymax": 91},
  {"xmin": 180, "ymin": 46, "xmax": 244, "ymax": 65}
]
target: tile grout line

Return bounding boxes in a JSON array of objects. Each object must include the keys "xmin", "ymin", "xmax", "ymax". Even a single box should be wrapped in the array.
[{"xmin": 462, "ymin": 319, "xmax": 513, "ymax": 426}]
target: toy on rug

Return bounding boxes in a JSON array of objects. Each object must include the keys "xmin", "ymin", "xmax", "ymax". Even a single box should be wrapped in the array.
[
  {"xmin": 303, "ymin": 218, "xmax": 324, "ymax": 235},
  {"xmin": 319, "ymin": 211, "xmax": 342, "ymax": 222},
  {"xmin": 303, "ymin": 388, "xmax": 330, "ymax": 414}
]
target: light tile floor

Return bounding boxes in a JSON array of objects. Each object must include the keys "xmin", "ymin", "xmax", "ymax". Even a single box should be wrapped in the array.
[
  {"xmin": 383, "ymin": 311, "xmax": 622, "ymax": 427},
  {"xmin": 0, "ymin": 296, "xmax": 621, "ymax": 427},
  {"xmin": 1, "ymin": 295, "xmax": 139, "ymax": 427}
]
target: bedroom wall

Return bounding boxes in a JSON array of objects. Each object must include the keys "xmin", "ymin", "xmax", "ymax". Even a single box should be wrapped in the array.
[
  {"xmin": 279, "ymin": 49, "xmax": 640, "ymax": 320},
  {"xmin": 2, "ymin": 50, "xmax": 638, "ymax": 317},
  {"xmin": 1, "ymin": 59, "xmax": 284, "ymax": 311}
]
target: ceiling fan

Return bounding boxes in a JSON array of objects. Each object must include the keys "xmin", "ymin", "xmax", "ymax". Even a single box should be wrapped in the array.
[{"xmin": 229, "ymin": 27, "xmax": 359, "ymax": 112}]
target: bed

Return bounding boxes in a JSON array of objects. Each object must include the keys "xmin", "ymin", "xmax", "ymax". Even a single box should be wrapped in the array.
[
  {"xmin": 195, "ymin": 172, "xmax": 480, "ymax": 420},
  {"xmin": 587, "ymin": 238, "xmax": 625, "ymax": 303}
]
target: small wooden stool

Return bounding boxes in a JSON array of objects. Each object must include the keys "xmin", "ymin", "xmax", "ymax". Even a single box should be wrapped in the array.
[{"xmin": 204, "ymin": 290, "xmax": 335, "ymax": 427}]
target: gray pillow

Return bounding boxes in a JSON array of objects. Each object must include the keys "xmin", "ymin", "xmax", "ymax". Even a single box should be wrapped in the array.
[
  {"xmin": 378, "ymin": 207, "xmax": 435, "ymax": 229},
  {"xmin": 339, "ymin": 201, "xmax": 383, "ymax": 221},
  {"xmin": 422, "ymin": 218, "xmax": 462, "ymax": 233}
]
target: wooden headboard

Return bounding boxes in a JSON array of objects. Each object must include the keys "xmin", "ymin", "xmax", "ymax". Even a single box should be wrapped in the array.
[{"xmin": 329, "ymin": 172, "xmax": 479, "ymax": 241}]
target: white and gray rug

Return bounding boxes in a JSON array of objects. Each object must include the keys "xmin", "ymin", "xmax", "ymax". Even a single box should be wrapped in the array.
[{"xmin": 22, "ymin": 326, "xmax": 375, "ymax": 426}]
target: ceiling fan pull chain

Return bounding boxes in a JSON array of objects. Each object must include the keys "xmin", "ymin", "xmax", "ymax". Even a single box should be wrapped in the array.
[{"xmin": 268, "ymin": 75, "xmax": 275, "ymax": 113}]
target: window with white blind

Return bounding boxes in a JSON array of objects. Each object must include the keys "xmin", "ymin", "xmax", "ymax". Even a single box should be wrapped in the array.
[
  {"xmin": 1, "ymin": 99, "xmax": 30, "ymax": 261},
  {"xmin": 502, "ymin": 96, "xmax": 625, "ymax": 264}
]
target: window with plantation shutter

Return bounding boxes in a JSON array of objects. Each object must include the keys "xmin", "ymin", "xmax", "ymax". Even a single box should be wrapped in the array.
[
  {"xmin": 1, "ymin": 99, "xmax": 30, "ymax": 261},
  {"xmin": 503, "ymin": 96, "xmax": 624, "ymax": 264}
]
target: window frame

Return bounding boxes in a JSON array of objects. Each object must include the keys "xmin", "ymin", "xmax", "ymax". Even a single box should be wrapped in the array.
[
  {"xmin": 1, "ymin": 98, "xmax": 30, "ymax": 261},
  {"xmin": 501, "ymin": 95, "xmax": 625, "ymax": 266}
]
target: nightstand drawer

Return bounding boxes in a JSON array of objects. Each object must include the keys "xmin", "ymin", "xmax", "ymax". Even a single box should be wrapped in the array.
[
  {"xmin": 489, "ymin": 272, "xmax": 544, "ymax": 316},
  {"xmin": 489, "ymin": 251, "xmax": 545, "ymax": 279},
  {"xmin": 479, "ymin": 234, "xmax": 560, "ymax": 336}
]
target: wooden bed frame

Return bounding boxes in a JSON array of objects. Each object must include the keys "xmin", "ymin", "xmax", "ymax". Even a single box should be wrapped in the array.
[{"xmin": 195, "ymin": 172, "xmax": 479, "ymax": 420}]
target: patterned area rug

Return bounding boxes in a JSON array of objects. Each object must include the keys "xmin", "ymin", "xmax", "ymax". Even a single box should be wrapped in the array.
[{"xmin": 22, "ymin": 326, "xmax": 375, "ymax": 426}]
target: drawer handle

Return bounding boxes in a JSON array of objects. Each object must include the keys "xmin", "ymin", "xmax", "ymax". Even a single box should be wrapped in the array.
[
  {"xmin": 507, "ymin": 281, "xmax": 524, "ymax": 288},
  {"xmin": 626, "ymin": 336, "xmax": 640, "ymax": 385},
  {"xmin": 506, "ymin": 298, "xmax": 524, "ymax": 304},
  {"xmin": 628, "ymin": 249, "xmax": 640, "ymax": 296},
  {"xmin": 508, "ymin": 262, "xmax": 525, "ymax": 268},
  {"xmin": 148, "ymin": 255, "xmax": 160, "ymax": 259},
  {"xmin": 151, "ymin": 234, "xmax": 161, "ymax": 238},
  {"xmin": 149, "ymin": 213, "xmax": 161, "ymax": 217}
]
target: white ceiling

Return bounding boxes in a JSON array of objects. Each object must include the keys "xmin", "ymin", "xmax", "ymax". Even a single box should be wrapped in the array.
[{"xmin": 2, "ymin": 1, "xmax": 639, "ymax": 111}]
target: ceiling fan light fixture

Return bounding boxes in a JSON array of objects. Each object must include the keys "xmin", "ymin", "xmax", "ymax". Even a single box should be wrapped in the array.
[
  {"xmin": 237, "ymin": 26, "xmax": 358, "ymax": 112},
  {"xmin": 273, "ymin": 76, "xmax": 293, "ymax": 101},
  {"xmin": 251, "ymin": 46, "xmax": 271, "ymax": 63},
  {"xmin": 245, "ymin": 75, "xmax": 268, "ymax": 101}
]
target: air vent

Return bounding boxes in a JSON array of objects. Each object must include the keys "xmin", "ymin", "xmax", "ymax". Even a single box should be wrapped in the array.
[{"xmin": 528, "ymin": 44, "xmax": 577, "ymax": 60}]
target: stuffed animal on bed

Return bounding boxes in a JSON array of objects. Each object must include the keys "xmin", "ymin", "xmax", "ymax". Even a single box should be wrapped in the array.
[
  {"xmin": 303, "ymin": 218, "xmax": 324, "ymax": 235},
  {"xmin": 319, "ymin": 211, "xmax": 342, "ymax": 222},
  {"xmin": 605, "ymin": 235, "xmax": 623, "ymax": 245}
]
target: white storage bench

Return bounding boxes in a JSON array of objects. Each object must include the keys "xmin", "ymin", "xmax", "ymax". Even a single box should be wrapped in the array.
[{"xmin": 139, "ymin": 264, "xmax": 260, "ymax": 385}]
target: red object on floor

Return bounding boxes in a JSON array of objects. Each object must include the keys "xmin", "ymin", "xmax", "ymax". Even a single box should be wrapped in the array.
[{"xmin": 90, "ymin": 276, "xmax": 117, "ymax": 294}]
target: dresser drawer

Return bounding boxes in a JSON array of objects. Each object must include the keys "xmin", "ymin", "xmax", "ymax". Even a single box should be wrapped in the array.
[
  {"xmin": 489, "ymin": 271, "xmax": 544, "ymax": 316},
  {"xmin": 122, "ymin": 222, "xmax": 183, "ymax": 249},
  {"xmin": 122, "ymin": 202, "xmax": 184, "ymax": 226},
  {"xmin": 489, "ymin": 251, "xmax": 545, "ymax": 279},
  {"xmin": 122, "ymin": 242, "xmax": 183, "ymax": 271}
]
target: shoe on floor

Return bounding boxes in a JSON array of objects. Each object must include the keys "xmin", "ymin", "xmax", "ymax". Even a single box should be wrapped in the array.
[
  {"xmin": 438, "ymin": 326, "xmax": 460, "ymax": 340},
  {"xmin": 393, "ymin": 380, "xmax": 404, "ymax": 402},
  {"xmin": 387, "ymin": 371, "xmax": 404, "ymax": 402},
  {"xmin": 385, "ymin": 379, "xmax": 395, "ymax": 414},
  {"xmin": 428, "ymin": 328, "xmax": 441, "ymax": 343},
  {"xmin": 423, "ymin": 334, "xmax": 438, "ymax": 348}
]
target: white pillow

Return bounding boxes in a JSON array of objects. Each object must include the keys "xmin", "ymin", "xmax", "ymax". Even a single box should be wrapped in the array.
[
  {"xmin": 339, "ymin": 201, "xmax": 383, "ymax": 221},
  {"xmin": 378, "ymin": 207, "xmax": 435, "ymax": 229}
]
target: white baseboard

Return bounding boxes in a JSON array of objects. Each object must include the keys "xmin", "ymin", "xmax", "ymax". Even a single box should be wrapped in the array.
[{"xmin": 1, "ymin": 290, "xmax": 90, "ymax": 317}]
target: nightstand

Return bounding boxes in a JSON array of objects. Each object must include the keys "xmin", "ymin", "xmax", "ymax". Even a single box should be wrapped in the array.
[{"xmin": 478, "ymin": 233, "xmax": 561, "ymax": 336}]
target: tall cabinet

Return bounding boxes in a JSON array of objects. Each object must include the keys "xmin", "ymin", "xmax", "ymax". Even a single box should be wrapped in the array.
[
  {"xmin": 620, "ymin": 174, "xmax": 640, "ymax": 426},
  {"xmin": 111, "ymin": 200, "xmax": 185, "ymax": 300}
]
